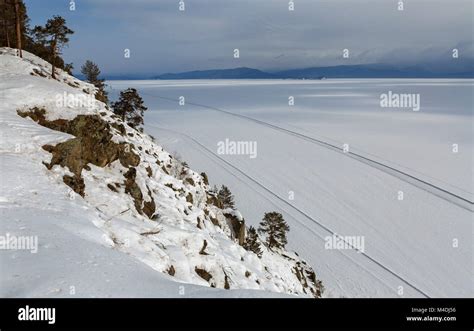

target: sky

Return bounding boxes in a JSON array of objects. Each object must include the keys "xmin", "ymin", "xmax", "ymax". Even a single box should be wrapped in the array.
[{"xmin": 24, "ymin": 0, "xmax": 474, "ymax": 76}]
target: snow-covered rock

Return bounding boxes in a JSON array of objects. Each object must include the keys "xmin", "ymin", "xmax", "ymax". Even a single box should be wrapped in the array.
[{"xmin": 0, "ymin": 48, "xmax": 323, "ymax": 297}]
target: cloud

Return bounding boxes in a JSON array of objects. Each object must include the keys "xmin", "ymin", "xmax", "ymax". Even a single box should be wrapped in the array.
[{"xmin": 28, "ymin": 0, "xmax": 473, "ymax": 75}]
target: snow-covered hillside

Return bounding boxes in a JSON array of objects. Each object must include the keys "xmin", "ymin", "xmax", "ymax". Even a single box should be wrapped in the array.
[{"xmin": 0, "ymin": 48, "xmax": 323, "ymax": 298}]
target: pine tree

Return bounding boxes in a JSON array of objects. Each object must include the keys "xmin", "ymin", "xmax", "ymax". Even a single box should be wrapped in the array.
[
  {"xmin": 243, "ymin": 226, "xmax": 262, "ymax": 257},
  {"xmin": 0, "ymin": 0, "xmax": 13, "ymax": 48},
  {"xmin": 258, "ymin": 212, "xmax": 290, "ymax": 249},
  {"xmin": 81, "ymin": 60, "xmax": 108, "ymax": 103},
  {"xmin": 1, "ymin": 1, "xmax": 71, "ymax": 72},
  {"xmin": 200, "ymin": 172, "xmax": 209, "ymax": 185},
  {"xmin": 1, "ymin": 0, "xmax": 29, "ymax": 51},
  {"xmin": 111, "ymin": 88, "xmax": 147, "ymax": 131},
  {"xmin": 32, "ymin": 16, "xmax": 73, "ymax": 78},
  {"xmin": 217, "ymin": 185, "xmax": 235, "ymax": 210}
]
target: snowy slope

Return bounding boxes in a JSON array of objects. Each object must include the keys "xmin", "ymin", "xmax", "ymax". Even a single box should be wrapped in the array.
[
  {"xmin": 0, "ymin": 155, "xmax": 285, "ymax": 298},
  {"xmin": 0, "ymin": 48, "xmax": 323, "ymax": 298}
]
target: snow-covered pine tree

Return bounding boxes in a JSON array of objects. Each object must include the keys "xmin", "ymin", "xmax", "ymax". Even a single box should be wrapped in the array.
[
  {"xmin": 258, "ymin": 211, "xmax": 290, "ymax": 249},
  {"xmin": 217, "ymin": 185, "xmax": 235, "ymax": 209},
  {"xmin": 243, "ymin": 226, "xmax": 262, "ymax": 257},
  {"xmin": 111, "ymin": 88, "xmax": 147, "ymax": 131}
]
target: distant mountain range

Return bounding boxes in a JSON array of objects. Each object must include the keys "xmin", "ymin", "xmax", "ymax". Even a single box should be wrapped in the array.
[
  {"xmin": 102, "ymin": 63, "xmax": 474, "ymax": 80},
  {"xmin": 274, "ymin": 63, "xmax": 474, "ymax": 79},
  {"xmin": 156, "ymin": 67, "xmax": 277, "ymax": 79}
]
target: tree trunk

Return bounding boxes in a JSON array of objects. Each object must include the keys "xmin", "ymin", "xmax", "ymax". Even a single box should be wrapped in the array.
[
  {"xmin": 51, "ymin": 39, "xmax": 56, "ymax": 78},
  {"xmin": 238, "ymin": 220, "xmax": 245, "ymax": 246},
  {"xmin": 2, "ymin": 0, "xmax": 10, "ymax": 47},
  {"xmin": 13, "ymin": 0, "xmax": 21, "ymax": 57},
  {"xmin": 5, "ymin": 22, "xmax": 10, "ymax": 47}
]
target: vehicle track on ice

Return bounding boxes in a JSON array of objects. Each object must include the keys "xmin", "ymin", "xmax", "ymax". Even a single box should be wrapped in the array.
[
  {"xmin": 149, "ymin": 124, "xmax": 432, "ymax": 298},
  {"xmin": 140, "ymin": 92, "xmax": 473, "ymax": 212}
]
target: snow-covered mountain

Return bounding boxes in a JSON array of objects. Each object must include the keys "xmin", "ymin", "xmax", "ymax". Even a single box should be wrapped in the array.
[{"xmin": 0, "ymin": 48, "xmax": 323, "ymax": 298}]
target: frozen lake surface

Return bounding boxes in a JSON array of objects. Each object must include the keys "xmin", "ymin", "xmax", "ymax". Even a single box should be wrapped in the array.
[{"xmin": 108, "ymin": 79, "xmax": 473, "ymax": 298}]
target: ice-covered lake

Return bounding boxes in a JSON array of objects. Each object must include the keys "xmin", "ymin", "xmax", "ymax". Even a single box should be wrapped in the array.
[{"xmin": 108, "ymin": 79, "xmax": 473, "ymax": 298}]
